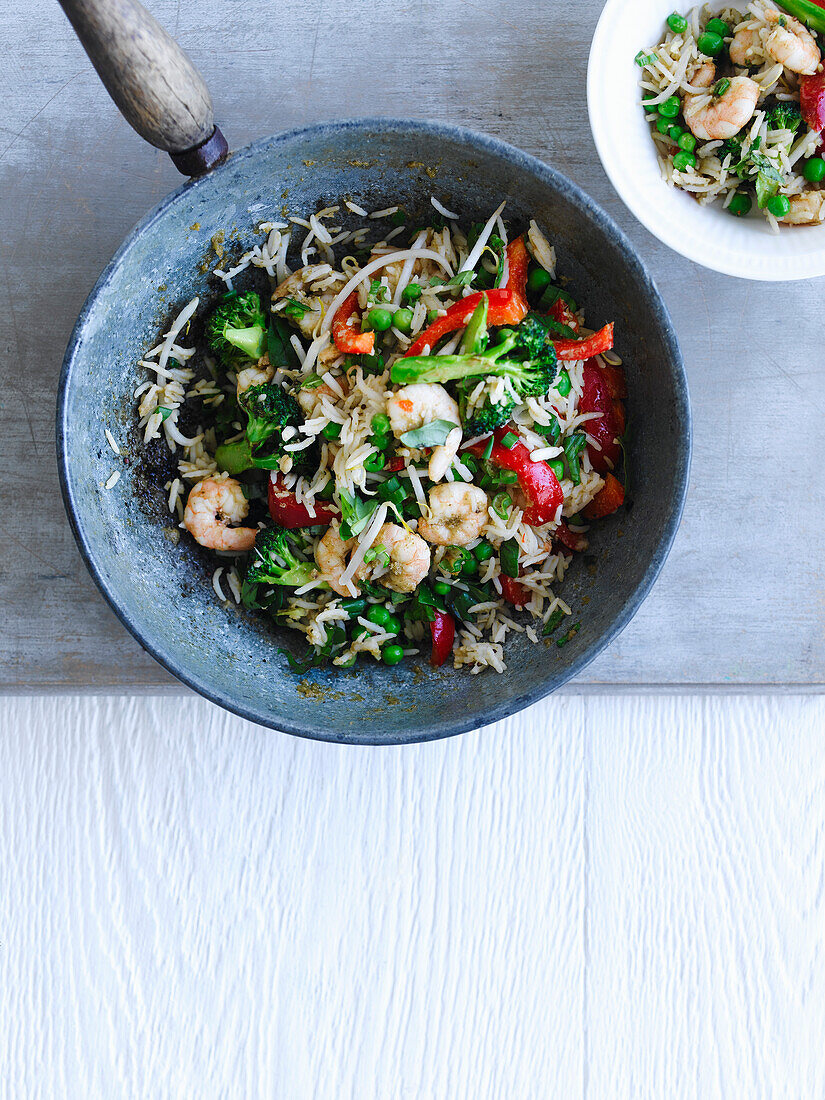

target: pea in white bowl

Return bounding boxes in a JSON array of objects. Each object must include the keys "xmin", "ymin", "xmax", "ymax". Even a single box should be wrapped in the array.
[{"xmin": 587, "ymin": 0, "xmax": 825, "ymax": 280}]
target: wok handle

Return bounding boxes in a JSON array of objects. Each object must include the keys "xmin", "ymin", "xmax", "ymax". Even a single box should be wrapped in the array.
[{"xmin": 57, "ymin": 0, "xmax": 228, "ymax": 177}]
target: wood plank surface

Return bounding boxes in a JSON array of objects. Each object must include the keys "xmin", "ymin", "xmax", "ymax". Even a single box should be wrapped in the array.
[
  {"xmin": 2, "ymin": 0, "xmax": 824, "ymax": 690},
  {"xmin": 2, "ymin": 693, "xmax": 823, "ymax": 1095}
]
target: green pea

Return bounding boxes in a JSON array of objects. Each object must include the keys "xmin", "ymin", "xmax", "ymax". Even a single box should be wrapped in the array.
[
  {"xmin": 678, "ymin": 132, "xmax": 697, "ymax": 152},
  {"xmin": 341, "ymin": 597, "xmax": 367, "ymax": 617},
  {"xmin": 322, "ymin": 421, "xmax": 342, "ymax": 441},
  {"xmin": 371, "ymin": 413, "xmax": 391, "ymax": 435},
  {"xmin": 385, "ymin": 613, "xmax": 402, "ymax": 635},
  {"xmin": 726, "ymin": 192, "xmax": 752, "ymax": 217},
  {"xmin": 656, "ymin": 118, "xmax": 671, "ymax": 134},
  {"xmin": 527, "ymin": 266, "xmax": 553, "ymax": 293},
  {"xmin": 668, "ymin": 124, "xmax": 684, "ymax": 140},
  {"xmin": 367, "ymin": 306, "xmax": 393, "ymax": 331},
  {"xmin": 705, "ymin": 17, "xmax": 729, "ymax": 37},
  {"xmin": 803, "ymin": 157, "xmax": 825, "ymax": 182},
  {"xmin": 549, "ymin": 459, "xmax": 565, "ymax": 480},
  {"xmin": 555, "ymin": 369, "xmax": 571, "ymax": 397},
  {"xmin": 666, "ymin": 12, "xmax": 688, "ymax": 33},
  {"xmin": 393, "ymin": 308, "xmax": 414, "ymax": 334},
  {"xmin": 473, "ymin": 541, "xmax": 495, "ymax": 562},
  {"xmin": 427, "ymin": 309, "xmax": 441, "ymax": 325},
  {"xmin": 401, "ymin": 282, "xmax": 423, "ymax": 302},
  {"xmin": 365, "ymin": 451, "xmax": 386, "ymax": 472},
  {"xmin": 696, "ymin": 30, "xmax": 723, "ymax": 55},
  {"xmin": 643, "ymin": 101, "xmax": 659, "ymax": 114},
  {"xmin": 672, "ymin": 150, "xmax": 697, "ymax": 172},
  {"xmin": 658, "ymin": 95, "xmax": 681, "ymax": 119},
  {"xmin": 370, "ymin": 431, "xmax": 391, "ymax": 452},
  {"xmin": 382, "ymin": 643, "xmax": 404, "ymax": 666},
  {"xmin": 461, "ymin": 554, "xmax": 479, "ymax": 577},
  {"xmin": 767, "ymin": 193, "xmax": 790, "ymax": 218},
  {"xmin": 367, "ymin": 605, "xmax": 391, "ymax": 627},
  {"xmin": 433, "ymin": 580, "xmax": 452, "ymax": 596},
  {"xmin": 353, "ymin": 625, "xmax": 371, "ymax": 641}
]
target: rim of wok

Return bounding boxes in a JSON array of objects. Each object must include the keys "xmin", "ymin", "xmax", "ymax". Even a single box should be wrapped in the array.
[{"xmin": 56, "ymin": 117, "xmax": 692, "ymax": 744}]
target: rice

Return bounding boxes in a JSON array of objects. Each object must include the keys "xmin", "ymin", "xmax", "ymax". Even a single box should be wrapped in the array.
[
  {"xmin": 638, "ymin": 1, "xmax": 825, "ymax": 228},
  {"xmin": 132, "ymin": 201, "xmax": 626, "ymax": 676}
]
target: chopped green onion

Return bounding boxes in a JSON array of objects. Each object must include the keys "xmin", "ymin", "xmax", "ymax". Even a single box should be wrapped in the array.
[
  {"xmin": 542, "ymin": 608, "xmax": 566, "ymax": 636},
  {"xmin": 556, "ymin": 622, "xmax": 581, "ymax": 648},
  {"xmin": 499, "ymin": 431, "xmax": 518, "ymax": 449},
  {"xmin": 491, "ymin": 491, "xmax": 511, "ymax": 520},
  {"xmin": 635, "ymin": 49, "xmax": 657, "ymax": 66},
  {"xmin": 712, "ymin": 78, "xmax": 731, "ymax": 97},
  {"xmin": 482, "ymin": 436, "xmax": 495, "ymax": 462}
]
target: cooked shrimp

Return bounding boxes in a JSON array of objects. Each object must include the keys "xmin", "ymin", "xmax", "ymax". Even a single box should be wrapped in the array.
[
  {"xmin": 687, "ymin": 59, "xmax": 717, "ymax": 89},
  {"xmin": 781, "ymin": 191, "xmax": 825, "ymax": 224},
  {"xmin": 766, "ymin": 10, "xmax": 820, "ymax": 73},
  {"xmin": 315, "ymin": 523, "xmax": 360, "ymax": 597},
  {"xmin": 417, "ymin": 483, "xmax": 489, "ymax": 546},
  {"xmin": 237, "ymin": 354, "xmax": 274, "ymax": 397},
  {"xmin": 296, "ymin": 380, "xmax": 345, "ymax": 417},
  {"xmin": 728, "ymin": 27, "xmax": 762, "ymax": 66},
  {"xmin": 386, "ymin": 383, "xmax": 461, "ymax": 483},
  {"xmin": 184, "ymin": 477, "xmax": 257, "ymax": 552},
  {"xmin": 272, "ymin": 265, "xmax": 345, "ymax": 338},
  {"xmin": 371, "ymin": 523, "xmax": 431, "ymax": 593},
  {"xmin": 683, "ymin": 75, "xmax": 760, "ymax": 140}
]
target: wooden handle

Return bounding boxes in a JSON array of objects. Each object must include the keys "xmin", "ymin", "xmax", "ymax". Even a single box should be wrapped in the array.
[{"xmin": 58, "ymin": 0, "xmax": 228, "ymax": 175}]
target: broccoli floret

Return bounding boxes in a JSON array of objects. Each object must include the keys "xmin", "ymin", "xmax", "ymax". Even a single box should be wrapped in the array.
[
  {"xmin": 215, "ymin": 384, "xmax": 302, "ymax": 475},
  {"xmin": 240, "ymin": 383, "xmax": 302, "ymax": 447},
  {"xmin": 205, "ymin": 290, "xmax": 267, "ymax": 364},
  {"xmin": 463, "ymin": 397, "xmax": 516, "ymax": 438},
  {"xmin": 767, "ymin": 101, "xmax": 802, "ymax": 134},
  {"xmin": 245, "ymin": 527, "xmax": 318, "ymax": 588},
  {"xmin": 391, "ymin": 312, "xmax": 558, "ymax": 397}
]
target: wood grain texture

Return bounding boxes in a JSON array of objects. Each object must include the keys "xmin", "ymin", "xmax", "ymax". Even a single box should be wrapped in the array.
[
  {"xmin": 57, "ymin": 0, "xmax": 214, "ymax": 152},
  {"xmin": 2, "ymin": 694, "xmax": 823, "ymax": 1096},
  {"xmin": 0, "ymin": 695, "xmax": 585, "ymax": 1098},
  {"xmin": 2, "ymin": 0, "xmax": 825, "ymax": 689}
]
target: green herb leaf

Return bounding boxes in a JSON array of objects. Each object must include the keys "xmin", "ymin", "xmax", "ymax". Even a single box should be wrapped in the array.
[
  {"xmin": 337, "ymin": 488, "xmax": 380, "ymax": 539},
  {"xmin": 267, "ymin": 317, "xmax": 300, "ymax": 370},
  {"xmin": 399, "ymin": 419, "xmax": 457, "ymax": 448},
  {"xmin": 500, "ymin": 538, "xmax": 520, "ymax": 578},
  {"xmin": 156, "ymin": 405, "xmax": 173, "ymax": 421},
  {"xmin": 542, "ymin": 607, "xmax": 566, "ymax": 636},
  {"xmin": 283, "ymin": 297, "xmax": 311, "ymax": 320}
]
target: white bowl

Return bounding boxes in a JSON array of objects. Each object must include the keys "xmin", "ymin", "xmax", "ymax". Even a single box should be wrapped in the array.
[{"xmin": 588, "ymin": 0, "xmax": 825, "ymax": 280}]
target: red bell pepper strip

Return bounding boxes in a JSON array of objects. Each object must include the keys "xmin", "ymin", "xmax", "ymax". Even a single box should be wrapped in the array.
[
  {"xmin": 550, "ymin": 298, "xmax": 579, "ymax": 332},
  {"xmin": 553, "ymin": 322, "xmax": 614, "ymax": 362},
  {"xmin": 429, "ymin": 609, "xmax": 455, "ymax": 667},
  {"xmin": 554, "ymin": 521, "xmax": 588, "ymax": 555},
  {"xmin": 801, "ymin": 70, "xmax": 825, "ymax": 132},
  {"xmin": 466, "ymin": 427, "xmax": 563, "ymax": 526},
  {"xmin": 499, "ymin": 574, "xmax": 532, "ymax": 608},
  {"xmin": 403, "ymin": 289, "xmax": 527, "ymax": 358},
  {"xmin": 504, "ymin": 236, "xmax": 529, "ymax": 305},
  {"xmin": 268, "ymin": 475, "xmax": 338, "ymax": 529},
  {"xmin": 331, "ymin": 292, "xmax": 375, "ymax": 355},
  {"xmin": 582, "ymin": 473, "xmax": 625, "ymax": 520},
  {"xmin": 579, "ymin": 360, "xmax": 625, "ymax": 474}
]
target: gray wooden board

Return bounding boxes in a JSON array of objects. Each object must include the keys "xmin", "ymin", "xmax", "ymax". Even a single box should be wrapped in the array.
[{"xmin": 1, "ymin": 0, "xmax": 822, "ymax": 692}]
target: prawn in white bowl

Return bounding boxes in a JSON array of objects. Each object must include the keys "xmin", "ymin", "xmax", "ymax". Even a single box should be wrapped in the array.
[{"xmin": 588, "ymin": 0, "xmax": 825, "ymax": 277}]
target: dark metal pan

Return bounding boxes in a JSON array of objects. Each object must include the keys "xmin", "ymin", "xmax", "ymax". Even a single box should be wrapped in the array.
[{"xmin": 56, "ymin": 0, "xmax": 691, "ymax": 743}]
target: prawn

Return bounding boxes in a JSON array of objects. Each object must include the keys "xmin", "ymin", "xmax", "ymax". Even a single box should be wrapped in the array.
[
  {"xmin": 683, "ymin": 75, "xmax": 760, "ymax": 140},
  {"xmin": 386, "ymin": 383, "xmax": 461, "ymax": 483},
  {"xmin": 315, "ymin": 523, "xmax": 361, "ymax": 597},
  {"xmin": 730, "ymin": 10, "xmax": 820, "ymax": 73},
  {"xmin": 371, "ymin": 523, "xmax": 431, "ymax": 593},
  {"xmin": 237, "ymin": 354, "xmax": 274, "ymax": 397},
  {"xmin": 183, "ymin": 477, "xmax": 257, "ymax": 552},
  {"xmin": 417, "ymin": 483, "xmax": 489, "ymax": 546},
  {"xmin": 781, "ymin": 191, "xmax": 825, "ymax": 224},
  {"xmin": 272, "ymin": 265, "xmax": 345, "ymax": 338}
]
